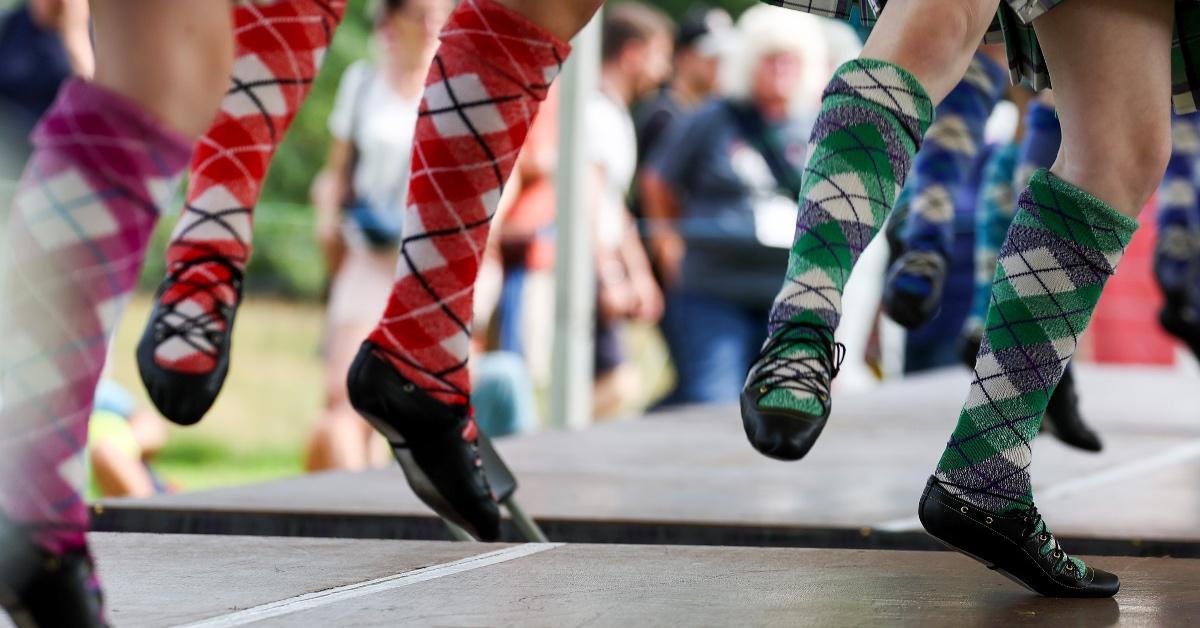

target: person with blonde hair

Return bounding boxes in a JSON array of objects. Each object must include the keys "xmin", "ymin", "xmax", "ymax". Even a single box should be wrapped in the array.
[{"xmin": 643, "ymin": 6, "xmax": 828, "ymax": 405}]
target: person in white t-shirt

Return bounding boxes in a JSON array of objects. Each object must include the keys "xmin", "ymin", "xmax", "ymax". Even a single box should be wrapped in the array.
[
  {"xmin": 588, "ymin": 3, "xmax": 673, "ymax": 416},
  {"xmin": 306, "ymin": 0, "xmax": 451, "ymax": 471}
]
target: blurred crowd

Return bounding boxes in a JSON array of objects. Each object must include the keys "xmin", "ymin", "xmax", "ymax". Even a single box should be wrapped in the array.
[{"xmin": 3, "ymin": 0, "xmax": 1197, "ymax": 495}]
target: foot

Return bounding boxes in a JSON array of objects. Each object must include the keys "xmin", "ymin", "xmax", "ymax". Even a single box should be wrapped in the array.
[
  {"xmin": 1159, "ymin": 296, "xmax": 1200, "ymax": 363},
  {"xmin": 918, "ymin": 477, "xmax": 1119, "ymax": 598},
  {"xmin": 883, "ymin": 250, "xmax": 947, "ymax": 329},
  {"xmin": 741, "ymin": 320, "xmax": 844, "ymax": 461},
  {"xmin": 0, "ymin": 521, "xmax": 107, "ymax": 628},
  {"xmin": 1041, "ymin": 367, "xmax": 1102, "ymax": 453},
  {"xmin": 347, "ymin": 342, "xmax": 501, "ymax": 541},
  {"xmin": 136, "ymin": 258, "xmax": 243, "ymax": 426},
  {"xmin": 959, "ymin": 324, "xmax": 982, "ymax": 369}
]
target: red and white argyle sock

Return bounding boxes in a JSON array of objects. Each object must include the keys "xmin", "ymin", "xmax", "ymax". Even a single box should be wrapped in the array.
[
  {"xmin": 0, "ymin": 80, "xmax": 192, "ymax": 553},
  {"xmin": 151, "ymin": 0, "xmax": 346, "ymax": 374},
  {"xmin": 367, "ymin": 0, "xmax": 570, "ymax": 406}
]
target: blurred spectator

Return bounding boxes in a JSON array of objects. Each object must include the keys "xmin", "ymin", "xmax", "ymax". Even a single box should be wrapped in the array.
[
  {"xmin": 493, "ymin": 87, "xmax": 561, "ymax": 387},
  {"xmin": 0, "ymin": 0, "xmax": 92, "ymax": 178},
  {"xmin": 644, "ymin": 7, "xmax": 827, "ymax": 406},
  {"xmin": 88, "ymin": 379, "xmax": 170, "ymax": 499},
  {"xmin": 589, "ymin": 2, "xmax": 673, "ymax": 416},
  {"xmin": 635, "ymin": 5, "xmax": 732, "ymax": 280},
  {"xmin": 307, "ymin": 0, "xmax": 451, "ymax": 471},
  {"xmin": 634, "ymin": 5, "xmax": 731, "ymax": 167}
]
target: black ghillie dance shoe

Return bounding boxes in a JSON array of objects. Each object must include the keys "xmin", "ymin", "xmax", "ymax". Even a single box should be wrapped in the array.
[
  {"xmin": 347, "ymin": 342, "xmax": 501, "ymax": 541},
  {"xmin": 1041, "ymin": 366, "xmax": 1102, "ymax": 453},
  {"xmin": 919, "ymin": 477, "xmax": 1119, "ymax": 598},
  {"xmin": 883, "ymin": 250, "xmax": 947, "ymax": 329},
  {"xmin": 741, "ymin": 321, "xmax": 844, "ymax": 461},
  {"xmin": 137, "ymin": 258, "xmax": 243, "ymax": 426},
  {"xmin": 0, "ymin": 520, "xmax": 107, "ymax": 628}
]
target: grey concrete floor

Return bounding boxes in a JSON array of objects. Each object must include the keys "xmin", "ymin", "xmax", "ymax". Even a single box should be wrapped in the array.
[
  {"xmin": 99, "ymin": 365, "xmax": 1200, "ymax": 549},
  {"xmin": 5, "ymin": 534, "xmax": 1197, "ymax": 627}
]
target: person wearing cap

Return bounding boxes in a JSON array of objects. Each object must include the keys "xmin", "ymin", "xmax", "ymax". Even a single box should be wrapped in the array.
[{"xmin": 642, "ymin": 6, "xmax": 829, "ymax": 406}]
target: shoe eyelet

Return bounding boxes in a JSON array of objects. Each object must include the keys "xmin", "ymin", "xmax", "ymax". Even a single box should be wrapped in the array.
[
  {"xmin": 1053, "ymin": 550, "xmax": 1062, "ymax": 558},
  {"xmin": 959, "ymin": 506, "xmax": 969, "ymax": 514},
  {"xmin": 758, "ymin": 386, "xmax": 769, "ymax": 394},
  {"xmin": 1039, "ymin": 534, "xmax": 1049, "ymax": 542},
  {"xmin": 402, "ymin": 383, "xmax": 415, "ymax": 393},
  {"xmin": 1065, "ymin": 563, "xmax": 1074, "ymax": 571},
  {"xmin": 985, "ymin": 516, "xmax": 994, "ymax": 524}
]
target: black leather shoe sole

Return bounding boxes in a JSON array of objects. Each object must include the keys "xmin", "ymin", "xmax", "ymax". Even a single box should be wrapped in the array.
[
  {"xmin": 136, "ymin": 294, "xmax": 239, "ymax": 427},
  {"xmin": 0, "ymin": 520, "xmax": 107, "ymax": 628},
  {"xmin": 739, "ymin": 388, "xmax": 828, "ymax": 461},
  {"xmin": 918, "ymin": 477, "xmax": 1119, "ymax": 598},
  {"xmin": 347, "ymin": 342, "xmax": 501, "ymax": 541}
]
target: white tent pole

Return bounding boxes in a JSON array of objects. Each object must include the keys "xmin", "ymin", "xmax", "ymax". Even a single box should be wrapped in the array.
[{"xmin": 549, "ymin": 12, "xmax": 601, "ymax": 430}]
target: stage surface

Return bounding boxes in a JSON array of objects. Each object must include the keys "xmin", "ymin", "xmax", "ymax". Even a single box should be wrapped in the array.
[
  {"xmin": 96, "ymin": 365, "xmax": 1200, "ymax": 555},
  {"xmin": 3, "ymin": 534, "xmax": 1194, "ymax": 628}
]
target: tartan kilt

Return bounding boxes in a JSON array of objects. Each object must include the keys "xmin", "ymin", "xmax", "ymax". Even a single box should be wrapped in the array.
[{"xmin": 762, "ymin": 0, "xmax": 1200, "ymax": 114}]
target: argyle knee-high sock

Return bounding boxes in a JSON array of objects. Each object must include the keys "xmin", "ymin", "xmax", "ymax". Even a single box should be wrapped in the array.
[
  {"xmin": 367, "ymin": 0, "xmax": 570, "ymax": 406},
  {"xmin": 899, "ymin": 53, "xmax": 1007, "ymax": 260},
  {"xmin": 755, "ymin": 59, "xmax": 933, "ymax": 413},
  {"xmin": 1155, "ymin": 112, "xmax": 1200, "ymax": 298},
  {"xmin": 936, "ymin": 169, "xmax": 1138, "ymax": 514},
  {"xmin": 0, "ymin": 81, "xmax": 192, "ymax": 553},
  {"xmin": 150, "ymin": 0, "xmax": 345, "ymax": 375}
]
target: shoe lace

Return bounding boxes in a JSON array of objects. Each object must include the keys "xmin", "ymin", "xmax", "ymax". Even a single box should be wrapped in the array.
[
  {"xmin": 898, "ymin": 250, "xmax": 946, "ymax": 280},
  {"xmin": 748, "ymin": 320, "xmax": 846, "ymax": 405},
  {"xmin": 152, "ymin": 257, "xmax": 243, "ymax": 354},
  {"xmin": 1020, "ymin": 506, "xmax": 1079, "ymax": 577}
]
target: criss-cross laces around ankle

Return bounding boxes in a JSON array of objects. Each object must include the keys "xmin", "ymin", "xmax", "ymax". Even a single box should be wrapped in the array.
[
  {"xmin": 749, "ymin": 320, "xmax": 846, "ymax": 408},
  {"xmin": 1019, "ymin": 505, "xmax": 1083, "ymax": 579},
  {"xmin": 151, "ymin": 257, "xmax": 243, "ymax": 360}
]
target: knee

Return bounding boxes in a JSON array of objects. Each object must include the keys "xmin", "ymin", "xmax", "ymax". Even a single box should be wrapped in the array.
[{"xmin": 1055, "ymin": 109, "xmax": 1171, "ymax": 216}]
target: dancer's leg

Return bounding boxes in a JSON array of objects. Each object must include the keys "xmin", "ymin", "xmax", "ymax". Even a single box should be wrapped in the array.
[
  {"xmin": 1155, "ymin": 112, "xmax": 1200, "ymax": 358},
  {"xmin": 925, "ymin": 0, "xmax": 1172, "ymax": 597},
  {"xmin": 348, "ymin": 0, "xmax": 600, "ymax": 540},
  {"xmin": 0, "ymin": 1, "xmax": 231, "ymax": 622},
  {"xmin": 885, "ymin": 51, "xmax": 1008, "ymax": 329},
  {"xmin": 138, "ymin": 0, "xmax": 348, "ymax": 426},
  {"xmin": 741, "ymin": 0, "xmax": 1000, "ymax": 461}
]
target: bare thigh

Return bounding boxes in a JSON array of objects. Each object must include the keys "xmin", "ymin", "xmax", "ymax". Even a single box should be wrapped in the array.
[
  {"xmin": 91, "ymin": 0, "xmax": 233, "ymax": 137},
  {"xmin": 862, "ymin": 0, "xmax": 1003, "ymax": 103},
  {"xmin": 1033, "ymin": 0, "xmax": 1176, "ymax": 217}
]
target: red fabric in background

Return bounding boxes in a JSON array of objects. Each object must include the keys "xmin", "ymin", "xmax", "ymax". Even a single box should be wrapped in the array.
[{"xmin": 1086, "ymin": 198, "xmax": 1178, "ymax": 365}]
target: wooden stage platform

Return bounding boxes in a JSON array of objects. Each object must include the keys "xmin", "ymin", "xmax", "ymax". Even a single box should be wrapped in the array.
[
  {"xmin": 5, "ymin": 534, "xmax": 1196, "ymax": 627},
  {"xmin": 94, "ymin": 365, "xmax": 1200, "ymax": 556}
]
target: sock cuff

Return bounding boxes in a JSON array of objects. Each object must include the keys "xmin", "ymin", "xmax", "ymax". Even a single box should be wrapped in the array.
[
  {"xmin": 438, "ymin": 0, "xmax": 572, "ymax": 100},
  {"xmin": 824, "ymin": 58, "xmax": 935, "ymax": 143},
  {"xmin": 1034, "ymin": 168, "xmax": 1140, "ymax": 241},
  {"xmin": 33, "ymin": 79, "xmax": 194, "ymax": 179}
]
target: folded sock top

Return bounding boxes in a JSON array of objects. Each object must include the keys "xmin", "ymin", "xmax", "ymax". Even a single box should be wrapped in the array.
[
  {"xmin": 442, "ymin": 0, "xmax": 573, "ymax": 99},
  {"xmin": 821, "ymin": 58, "xmax": 935, "ymax": 146}
]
